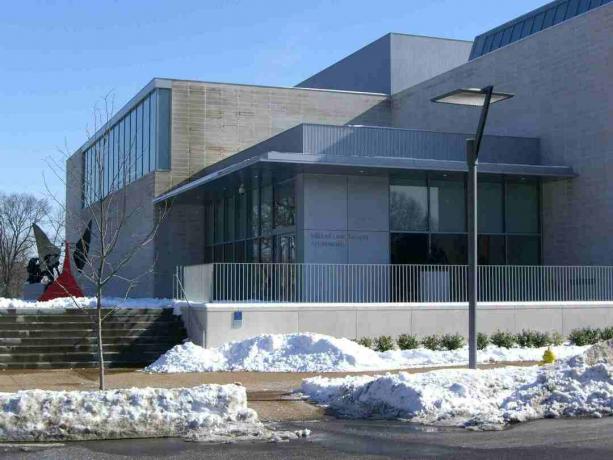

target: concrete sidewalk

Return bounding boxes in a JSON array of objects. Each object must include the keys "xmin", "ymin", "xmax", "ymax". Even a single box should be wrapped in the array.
[{"xmin": 0, "ymin": 362, "xmax": 537, "ymax": 422}]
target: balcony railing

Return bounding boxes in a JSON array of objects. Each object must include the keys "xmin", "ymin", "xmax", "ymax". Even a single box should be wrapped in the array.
[{"xmin": 175, "ymin": 263, "xmax": 613, "ymax": 304}]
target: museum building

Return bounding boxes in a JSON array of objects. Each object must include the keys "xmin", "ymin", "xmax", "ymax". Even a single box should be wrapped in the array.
[{"xmin": 66, "ymin": 0, "xmax": 612, "ymax": 298}]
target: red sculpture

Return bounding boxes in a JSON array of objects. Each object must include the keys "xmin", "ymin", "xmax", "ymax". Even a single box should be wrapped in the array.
[{"xmin": 38, "ymin": 242, "xmax": 84, "ymax": 301}]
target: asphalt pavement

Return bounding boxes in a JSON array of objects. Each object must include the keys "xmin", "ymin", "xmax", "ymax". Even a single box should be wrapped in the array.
[{"xmin": 1, "ymin": 416, "xmax": 612, "ymax": 459}]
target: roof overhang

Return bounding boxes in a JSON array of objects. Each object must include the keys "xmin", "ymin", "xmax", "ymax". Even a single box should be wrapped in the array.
[{"xmin": 153, "ymin": 151, "xmax": 575, "ymax": 204}]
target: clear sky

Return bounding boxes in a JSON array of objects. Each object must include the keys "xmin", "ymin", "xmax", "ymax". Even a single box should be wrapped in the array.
[{"xmin": 0, "ymin": 0, "xmax": 545, "ymax": 202}]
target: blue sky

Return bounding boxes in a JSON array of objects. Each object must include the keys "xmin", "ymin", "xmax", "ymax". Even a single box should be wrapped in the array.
[{"xmin": 0, "ymin": 0, "xmax": 545, "ymax": 201}]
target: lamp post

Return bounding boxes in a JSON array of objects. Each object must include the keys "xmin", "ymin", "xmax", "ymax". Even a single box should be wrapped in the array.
[{"xmin": 431, "ymin": 87, "xmax": 513, "ymax": 369}]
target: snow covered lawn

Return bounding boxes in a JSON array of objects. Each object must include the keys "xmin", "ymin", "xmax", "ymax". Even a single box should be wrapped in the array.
[
  {"xmin": 300, "ymin": 347, "xmax": 613, "ymax": 430},
  {"xmin": 0, "ymin": 297, "xmax": 186, "ymax": 313},
  {"xmin": 0, "ymin": 384, "xmax": 304, "ymax": 442},
  {"xmin": 144, "ymin": 333, "xmax": 589, "ymax": 373}
]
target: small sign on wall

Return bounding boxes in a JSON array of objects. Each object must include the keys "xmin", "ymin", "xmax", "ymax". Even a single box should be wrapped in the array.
[{"xmin": 232, "ymin": 311, "xmax": 243, "ymax": 329}]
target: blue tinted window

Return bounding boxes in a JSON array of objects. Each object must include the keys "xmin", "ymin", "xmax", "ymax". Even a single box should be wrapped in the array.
[
  {"xmin": 553, "ymin": 3, "xmax": 568, "ymax": 23},
  {"xmin": 511, "ymin": 23, "xmax": 523, "ymax": 41},
  {"xmin": 543, "ymin": 7, "xmax": 556, "ymax": 27},
  {"xmin": 500, "ymin": 27, "xmax": 513, "ymax": 46},
  {"xmin": 143, "ymin": 96, "xmax": 150, "ymax": 173},
  {"xmin": 520, "ymin": 17, "xmax": 534, "ymax": 37},
  {"xmin": 566, "ymin": 0, "xmax": 580, "ymax": 17},
  {"xmin": 492, "ymin": 31, "xmax": 504, "ymax": 50},
  {"xmin": 136, "ymin": 103, "xmax": 143, "ymax": 178},
  {"xmin": 577, "ymin": 0, "xmax": 591, "ymax": 12},
  {"xmin": 482, "ymin": 34, "xmax": 494, "ymax": 54},
  {"xmin": 532, "ymin": 12, "xmax": 545, "ymax": 32},
  {"xmin": 149, "ymin": 91, "xmax": 157, "ymax": 169}
]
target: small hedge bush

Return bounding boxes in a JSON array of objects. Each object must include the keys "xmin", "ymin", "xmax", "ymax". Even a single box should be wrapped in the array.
[
  {"xmin": 568, "ymin": 327, "xmax": 606, "ymax": 346},
  {"xmin": 397, "ymin": 334, "xmax": 419, "ymax": 350},
  {"xmin": 421, "ymin": 335, "xmax": 443, "ymax": 351},
  {"xmin": 477, "ymin": 333, "xmax": 489, "ymax": 350},
  {"xmin": 515, "ymin": 330, "xmax": 552, "ymax": 348},
  {"xmin": 440, "ymin": 333, "xmax": 465, "ymax": 350},
  {"xmin": 357, "ymin": 337, "xmax": 373, "ymax": 349},
  {"xmin": 490, "ymin": 330, "xmax": 516, "ymax": 349},
  {"xmin": 600, "ymin": 326, "xmax": 613, "ymax": 341},
  {"xmin": 551, "ymin": 331, "xmax": 564, "ymax": 346},
  {"xmin": 374, "ymin": 335, "xmax": 395, "ymax": 352}
]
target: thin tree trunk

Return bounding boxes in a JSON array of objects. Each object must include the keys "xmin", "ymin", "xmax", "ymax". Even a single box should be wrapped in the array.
[{"xmin": 96, "ymin": 292, "xmax": 105, "ymax": 390}]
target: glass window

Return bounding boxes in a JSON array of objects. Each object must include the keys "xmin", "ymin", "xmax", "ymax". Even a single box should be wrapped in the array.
[
  {"xmin": 505, "ymin": 180, "xmax": 539, "ymax": 233},
  {"xmin": 430, "ymin": 234, "xmax": 467, "ymax": 265},
  {"xmin": 136, "ymin": 103, "xmax": 143, "ymax": 179},
  {"xmin": 532, "ymin": 12, "xmax": 545, "ymax": 32},
  {"xmin": 225, "ymin": 195, "xmax": 235, "ymax": 242},
  {"xmin": 478, "ymin": 180, "xmax": 503, "ymax": 233},
  {"xmin": 511, "ymin": 23, "xmax": 523, "ymax": 41},
  {"xmin": 274, "ymin": 179, "xmax": 295, "ymax": 228},
  {"xmin": 491, "ymin": 31, "xmax": 504, "ymax": 50},
  {"xmin": 143, "ymin": 97, "xmax": 150, "ymax": 174},
  {"xmin": 566, "ymin": 0, "xmax": 580, "ymax": 18},
  {"xmin": 149, "ymin": 91, "xmax": 157, "ymax": 170},
  {"xmin": 390, "ymin": 233, "xmax": 428, "ymax": 264},
  {"xmin": 507, "ymin": 236, "xmax": 540, "ymax": 265},
  {"xmin": 543, "ymin": 7, "xmax": 556, "ymax": 28},
  {"xmin": 123, "ymin": 116, "xmax": 130, "ymax": 184},
  {"xmin": 429, "ymin": 174, "xmax": 465, "ymax": 233},
  {"xmin": 553, "ymin": 3, "xmax": 568, "ymax": 24},
  {"xmin": 248, "ymin": 185, "xmax": 260, "ymax": 237},
  {"xmin": 275, "ymin": 234, "xmax": 296, "ymax": 263},
  {"xmin": 234, "ymin": 241, "xmax": 245, "ymax": 262},
  {"xmin": 214, "ymin": 245, "xmax": 224, "ymax": 263},
  {"xmin": 260, "ymin": 237, "xmax": 273, "ymax": 263},
  {"xmin": 223, "ymin": 243, "xmax": 234, "ymax": 262},
  {"xmin": 130, "ymin": 109, "xmax": 137, "ymax": 182},
  {"xmin": 205, "ymin": 202, "xmax": 214, "ymax": 246},
  {"xmin": 577, "ymin": 0, "xmax": 590, "ymax": 14},
  {"xmin": 521, "ymin": 17, "xmax": 534, "ymax": 38},
  {"xmin": 500, "ymin": 27, "xmax": 513, "ymax": 46},
  {"xmin": 246, "ymin": 239, "xmax": 260, "ymax": 262},
  {"xmin": 260, "ymin": 185, "xmax": 273, "ymax": 235},
  {"xmin": 204, "ymin": 246, "xmax": 213, "ymax": 264},
  {"xmin": 390, "ymin": 176, "xmax": 428, "ymax": 231},
  {"xmin": 478, "ymin": 235, "xmax": 506, "ymax": 265},
  {"xmin": 482, "ymin": 34, "xmax": 494, "ymax": 54},
  {"xmin": 236, "ymin": 191, "xmax": 247, "ymax": 240},
  {"xmin": 214, "ymin": 199, "xmax": 224, "ymax": 244}
]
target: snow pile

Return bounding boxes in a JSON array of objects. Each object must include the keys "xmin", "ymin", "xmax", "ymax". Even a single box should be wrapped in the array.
[
  {"xmin": 0, "ymin": 384, "xmax": 265, "ymax": 441},
  {"xmin": 145, "ymin": 333, "xmax": 589, "ymax": 373},
  {"xmin": 300, "ymin": 345, "xmax": 613, "ymax": 429},
  {"xmin": 145, "ymin": 334, "xmax": 385, "ymax": 373},
  {"xmin": 0, "ymin": 297, "xmax": 187, "ymax": 314}
]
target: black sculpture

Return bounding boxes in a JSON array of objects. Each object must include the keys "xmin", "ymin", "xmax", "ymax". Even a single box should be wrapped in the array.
[{"xmin": 31, "ymin": 223, "xmax": 61, "ymax": 284}]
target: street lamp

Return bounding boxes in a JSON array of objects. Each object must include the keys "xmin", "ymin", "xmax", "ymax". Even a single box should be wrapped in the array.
[{"xmin": 431, "ymin": 86, "xmax": 514, "ymax": 369}]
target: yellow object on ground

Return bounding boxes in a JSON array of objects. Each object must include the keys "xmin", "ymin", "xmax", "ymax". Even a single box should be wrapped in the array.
[{"xmin": 542, "ymin": 347, "xmax": 556, "ymax": 364}]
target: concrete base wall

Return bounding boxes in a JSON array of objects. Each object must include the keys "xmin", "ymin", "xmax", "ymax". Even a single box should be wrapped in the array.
[{"xmin": 181, "ymin": 301, "xmax": 613, "ymax": 348}]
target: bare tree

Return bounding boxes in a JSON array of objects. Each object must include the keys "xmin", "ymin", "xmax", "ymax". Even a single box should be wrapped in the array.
[
  {"xmin": 47, "ymin": 94, "xmax": 170, "ymax": 390},
  {"xmin": 0, "ymin": 193, "xmax": 50, "ymax": 297}
]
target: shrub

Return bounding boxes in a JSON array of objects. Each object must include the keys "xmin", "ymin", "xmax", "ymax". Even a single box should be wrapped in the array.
[
  {"xmin": 374, "ymin": 335, "xmax": 395, "ymax": 352},
  {"xmin": 477, "ymin": 333, "xmax": 489, "ymax": 350},
  {"xmin": 440, "ymin": 333, "xmax": 465, "ymax": 350},
  {"xmin": 397, "ymin": 334, "xmax": 419, "ymax": 350},
  {"xmin": 600, "ymin": 326, "xmax": 613, "ymax": 341},
  {"xmin": 568, "ymin": 327, "xmax": 601, "ymax": 346},
  {"xmin": 357, "ymin": 337, "xmax": 373, "ymax": 349},
  {"xmin": 551, "ymin": 331, "xmax": 564, "ymax": 346},
  {"xmin": 515, "ymin": 330, "xmax": 551, "ymax": 348},
  {"xmin": 421, "ymin": 335, "xmax": 442, "ymax": 351},
  {"xmin": 490, "ymin": 330, "xmax": 516, "ymax": 348}
]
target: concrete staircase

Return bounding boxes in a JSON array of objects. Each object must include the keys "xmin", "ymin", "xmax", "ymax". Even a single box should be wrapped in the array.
[{"xmin": 0, "ymin": 308, "xmax": 186, "ymax": 369}]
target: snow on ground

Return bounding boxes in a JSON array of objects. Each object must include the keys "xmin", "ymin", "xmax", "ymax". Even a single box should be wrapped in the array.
[
  {"xmin": 144, "ymin": 333, "xmax": 590, "ymax": 373},
  {"xmin": 300, "ymin": 347, "xmax": 613, "ymax": 430},
  {"xmin": 0, "ymin": 297, "xmax": 187, "ymax": 314},
  {"xmin": 0, "ymin": 383, "xmax": 305, "ymax": 442}
]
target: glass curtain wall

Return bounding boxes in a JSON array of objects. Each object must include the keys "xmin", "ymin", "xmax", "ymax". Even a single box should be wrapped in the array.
[
  {"xmin": 204, "ymin": 175, "xmax": 296, "ymax": 264},
  {"xmin": 390, "ymin": 172, "xmax": 541, "ymax": 265},
  {"xmin": 82, "ymin": 88, "xmax": 170, "ymax": 207}
]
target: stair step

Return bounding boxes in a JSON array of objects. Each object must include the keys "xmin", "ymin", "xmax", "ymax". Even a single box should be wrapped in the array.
[
  {"xmin": 0, "ymin": 351, "xmax": 168, "ymax": 364},
  {"xmin": 0, "ymin": 343, "xmax": 179, "ymax": 353},
  {"xmin": 0, "ymin": 337, "xmax": 183, "ymax": 346},
  {"xmin": 0, "ymin": 361, "xmax": 154, "ymax": 369},
  {"xmin": 0, "ymin": 314, "xmax": 181, "ymax": 323}
]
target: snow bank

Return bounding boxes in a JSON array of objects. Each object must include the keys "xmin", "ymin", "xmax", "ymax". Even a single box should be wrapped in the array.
[
  {"xmin": 300, "ymin": 346, "xmax": 613, "ymax": 429},
  {"xmin": 0, "ymin": 297, "xmax": 187, "ymax": 314},
  {"xmin": 145, "ymin": 333, "xmax": 589, "ymax": 373},
  {"xmin": 0, "ymin": 384, "xmax": 264, "ymax": 441}
]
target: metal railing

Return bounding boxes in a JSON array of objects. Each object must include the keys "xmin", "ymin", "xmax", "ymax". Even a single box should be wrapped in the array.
[{"xmin": 175, "ymin": 263, "xmax": 613, "ymax": 304}]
